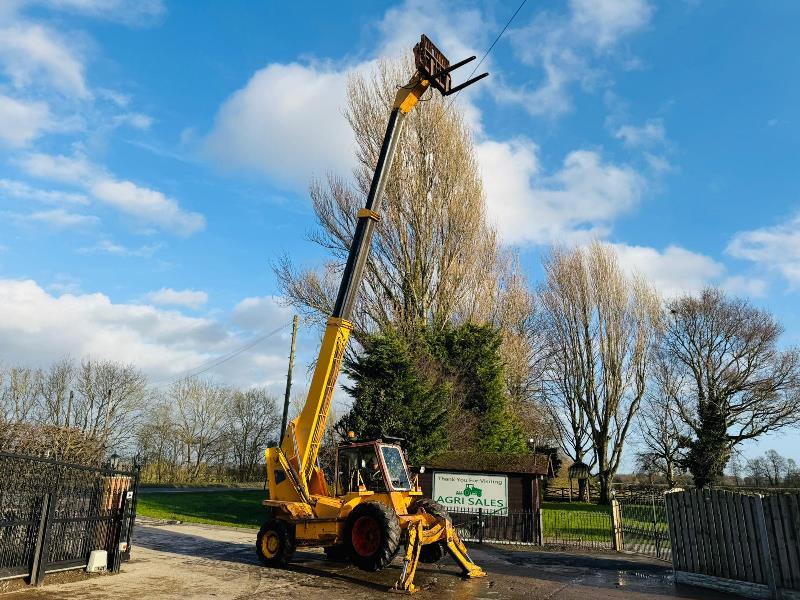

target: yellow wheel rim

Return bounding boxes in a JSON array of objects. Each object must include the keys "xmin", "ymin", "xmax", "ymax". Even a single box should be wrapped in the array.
[{"xmin": 262, "ymin": 531, "xmax": 280, "ymax": 558}]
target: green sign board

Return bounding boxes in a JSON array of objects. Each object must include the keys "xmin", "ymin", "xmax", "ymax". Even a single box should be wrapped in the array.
[{"xmin": 432, "ymin": 471, "xmax": 508, "ymax": 515}]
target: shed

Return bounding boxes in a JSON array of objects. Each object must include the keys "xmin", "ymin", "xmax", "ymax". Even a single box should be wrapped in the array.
[{"xmin": 413, "ymin": 451, "xmax": 554, "ymax": 514}]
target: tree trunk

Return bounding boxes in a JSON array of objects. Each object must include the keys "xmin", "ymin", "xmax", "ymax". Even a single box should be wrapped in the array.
[
  {"xmin": 598, "ymin": 473, "xmax": 612, "ymax": 504},
  {"xmin": 577, "ymin": 478, "xmax": 588, "ymax": 502}
]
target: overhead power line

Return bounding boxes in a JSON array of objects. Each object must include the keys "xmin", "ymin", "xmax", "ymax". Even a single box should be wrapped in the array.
[
  {"xmin": 431, "ymin": 0, "xmax": 528, "ymax": 132},
  {"xmin": 152, "ymin": 321, "xmax": 292, "ymax": 390}
]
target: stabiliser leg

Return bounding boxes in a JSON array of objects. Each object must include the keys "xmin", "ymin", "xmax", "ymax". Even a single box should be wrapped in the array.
[
  {"xmin": 445, "ymin": 522, "xmax": 486, "ymax": 579},
  {"xmin": 391, "ymin": 518, "xmax": 485, "ymax": 593},
  {"xmin": 392, "ymin": 522, "xmax": 424, "ymax": 593}
]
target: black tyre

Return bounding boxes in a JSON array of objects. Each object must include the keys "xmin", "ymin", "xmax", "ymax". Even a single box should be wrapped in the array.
[
  {"xmin": 410, "ymin": 498, "xmax": 451, "ymax": 522},
  {"xmin": 323, "ymin": 544, "xmax": 349, "ymax": 562},
  {"xmin": 411, "ymin": 499, "xmax": 450, "ymax": 563},
  {"xmin": 343, "ymin": 502, "xmax": 401, "ymax": 571},
  {"xmin": 256, "ymin": 518, "xmax": 295, "ymax": 567},
  {"xmin": 419, "ymin": 541, "xmax": 446, "ymax": 563}
]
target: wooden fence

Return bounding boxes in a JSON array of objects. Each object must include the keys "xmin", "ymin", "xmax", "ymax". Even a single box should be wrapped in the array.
[{"xmin": 665, "ymin": 489, "xmax": 800, "ymax": 599}]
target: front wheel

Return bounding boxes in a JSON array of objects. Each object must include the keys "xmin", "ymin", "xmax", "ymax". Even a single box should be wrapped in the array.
[
  {"xmin": 256, "ymin": 519, "xmax": 295, "ymax": 567},
  {"xmin": 343, "ymin": 502, "xmax": 401, "ymax": 572}
]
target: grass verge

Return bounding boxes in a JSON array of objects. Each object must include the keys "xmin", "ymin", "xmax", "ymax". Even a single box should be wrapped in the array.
[
  {"xmin": 137, "ymin": 490, "xmax": 266, "ymax": 529},
  {"xmin": 541, "ymin": 502, "xmax": 612, "ymax": 543}
]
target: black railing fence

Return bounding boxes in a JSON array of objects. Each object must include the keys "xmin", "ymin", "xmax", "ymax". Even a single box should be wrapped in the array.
[
  {"xmin": 0, "ymin": 452, "xmax": 139, "ymax": 585},
  {"xmin": 448, "ymin": 507, "xmax": 541, "ymax": 545},
  {"xmin": 446, "ymin": 503, "xmax": 614, "ymax": 549}
]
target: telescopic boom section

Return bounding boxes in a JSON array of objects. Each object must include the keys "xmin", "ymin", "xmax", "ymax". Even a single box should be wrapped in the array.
[
  {"xmin": 279, "ymin": 35, "xmax": 488, "ymax": 490},
  {"xmin": 280, "ymin": 79, "xmax": 427, "ymax": 484}
]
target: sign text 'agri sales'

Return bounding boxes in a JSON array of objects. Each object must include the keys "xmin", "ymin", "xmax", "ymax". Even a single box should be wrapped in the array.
[{"xmin": 432, "ymin": 472, "xmax": 508, "ymax": 515}]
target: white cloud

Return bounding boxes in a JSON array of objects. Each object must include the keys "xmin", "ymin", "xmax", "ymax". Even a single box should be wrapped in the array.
[
  {"xmin": 31, "ymin": 0, "xmax": 166, "ymax": 26},
  {"xmin": 570, "ymin": 0, "xmax": 654, "ymax": 49},
  {"xmin": 18, "ymin": 152, "xmax": 205, "ymax": 235},
  {"xmin": 614, "ymin": 119, "xmax": 665, "ymax": 148},
  {"xmin": 0, "ymin": 278, "xmax": 295, "ymax": 390},
  {"xmin": 90, "ymin": 178, "xmax": 205, "ymax": 236},
  {"xmin": 202, "ymin": 0, "xmax": 493, "ymax": 190},
  {"xmin": 204, "ymin": 63, "xmax": 357, "ymax": 190},
  {"xmin": 77, "ymin": 239, "xmax": 161, "ymax": 257},
  {"xmin": 722, "ymin": 275, "xmax": 768, "ymax": 298},
  {"xmin": 232, "ymin": 295, "xmax": 293, "ymax": 331},
  {"xmin": 17, "ymin": 152, "xmax": 97, "ymax": 184},
  {"xmin": 112, "ymin": 112, "xmax": 153, "ymax": 130},
  {"xmin": 0, "ymin": 178, "xmax": 88, "ymax": 204},
  {"xmin": 0, "ymin": 22, "xmax": 88, "ymax": 97},
  {"xmin": 613, "ymin": 243, "xmax": 724, "ymax": 297},
  {"xmin": 476, "ymin": 139, "xmax": 645, "ymax": 245},
  {"xmin": 375, "ymin": 0, "xmax": 484, "ymax": 61},
  {"xmin": 201, "ymin": 0, "xmax": 646, "ymax": 249},
  {"xmin": 0, "ymin": 94, "xmax": 51, "ymax": 147},
  {"xmin": 644, "ymin": 152, "xmax": 671, "ymax": 173},
  {"xmin": 727, "ymin": 212, "xmax": 800, "ymax": 288},
  {"xmin": 504, "ymin": 0, "xmax": 653, "ymax": 117},
  {"xmin": 26, "ymin": 208, "xmax": 99, "ymax": 228},
  {"xmin": 146, "ymin": 288, "xmax": 208, "ymax": 310}
]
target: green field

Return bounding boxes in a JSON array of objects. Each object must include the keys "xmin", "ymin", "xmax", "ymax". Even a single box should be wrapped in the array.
[
  {"xmin": 540, "ymin": 502, "xmax": 612, "ymax": 543},
  {"xmin": 137, "ymin": 490, "xmax": 266, "ymax": 528}
]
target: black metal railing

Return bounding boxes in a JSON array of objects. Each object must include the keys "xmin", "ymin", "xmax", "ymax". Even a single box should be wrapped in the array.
[
  {"xmin": 445, "ymin": 503, "xmax": 614, "ymax": 550},
  {"xmin": 0, "ymin": 452, "xmax": 139, "ymax": 585},
  {"xmin": 448, "ymin": 507, "xmax": 541, "ymax": 545}
]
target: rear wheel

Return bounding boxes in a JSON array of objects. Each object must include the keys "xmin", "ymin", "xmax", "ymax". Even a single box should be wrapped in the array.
[
  {"xmin": 256, "ymin": 519, "xmax": 295, "ymax": 567},
  {"xmin": 410, "ymin": 499, "xmax": 450, "ymax": 563},
  {"xmin": 343, "ymin": 502, "xmax": 401, "ymax": 571}
]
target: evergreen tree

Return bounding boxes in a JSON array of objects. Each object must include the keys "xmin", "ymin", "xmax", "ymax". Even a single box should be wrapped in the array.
[
  {"xmin": 428, "ymin": 323, "xmax": 528, "ymax": 455},
  {"xmin": 337, "ymin": 330, "xmax": 451, "ymax": 464},
  {"xmin": 338, "ymin": 323, "xmax": 527, "ymax": 463}
]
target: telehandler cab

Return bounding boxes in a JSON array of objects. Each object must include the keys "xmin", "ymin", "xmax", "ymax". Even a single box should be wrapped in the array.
[{"xmin": 257, "ymin": 35, "xmax": 489, "ymax": 593}]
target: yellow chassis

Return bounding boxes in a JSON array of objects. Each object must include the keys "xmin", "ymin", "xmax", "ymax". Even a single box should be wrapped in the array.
[{"xmin": 263, "ymin": 490, "xmax": 485, "ymax": 593}]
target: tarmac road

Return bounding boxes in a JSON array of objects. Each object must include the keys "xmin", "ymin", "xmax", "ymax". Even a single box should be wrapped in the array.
[{"xmin": 5, "ymin": 521, "xmax": 730, "ymax": 600}]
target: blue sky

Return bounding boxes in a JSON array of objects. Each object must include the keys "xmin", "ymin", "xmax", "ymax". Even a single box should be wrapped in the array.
[{"xmin": 0, "ymin": 0, "xmax": 798, "ymax": 466}]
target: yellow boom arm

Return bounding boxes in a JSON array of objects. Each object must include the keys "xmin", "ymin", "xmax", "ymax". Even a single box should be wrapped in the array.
[{"xmin": 267, "ymin": 74, "xmax": 429, "ymax": 499}]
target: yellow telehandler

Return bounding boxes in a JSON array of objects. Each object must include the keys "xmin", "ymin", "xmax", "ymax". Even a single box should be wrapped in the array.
[{"xmin": 257, "ymin": 35, "xmax": 488, "ymax": 593}]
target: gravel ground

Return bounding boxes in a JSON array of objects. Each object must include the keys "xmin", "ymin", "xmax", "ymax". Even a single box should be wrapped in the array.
[{"xmin": 3, "ymin": 521, "xmax": 729, "ymax": 600}]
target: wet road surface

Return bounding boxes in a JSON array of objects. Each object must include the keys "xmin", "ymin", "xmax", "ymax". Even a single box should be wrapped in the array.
[{"xmin": 6, "ymin": 521, "xmax": 730, "ymax": 599}]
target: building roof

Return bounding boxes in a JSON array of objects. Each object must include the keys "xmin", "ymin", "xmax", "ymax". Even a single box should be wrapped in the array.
[{"xmin": 418, "ymin": 450, "xmax": 553, "ymax": 477}]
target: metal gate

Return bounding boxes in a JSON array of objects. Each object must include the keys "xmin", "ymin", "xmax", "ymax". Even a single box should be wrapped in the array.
[
  {"xmin": 0, "ymin": 452, "xmax": 139, "ymax": 585},
  {"xmin": 613, "ymin": 488, "xmax": 671, "ymax": 561}
]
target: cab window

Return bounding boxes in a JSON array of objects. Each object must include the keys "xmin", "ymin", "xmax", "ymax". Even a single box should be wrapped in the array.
[
  {"xmin": 380, "ymin": 445, "xmax": 411, "ymax": 491},
  {"xmin": 336, "ymin": 447, "xmax": 388, "ymax": 494}
]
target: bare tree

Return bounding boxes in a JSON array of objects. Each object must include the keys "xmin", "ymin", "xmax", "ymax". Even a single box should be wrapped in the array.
[
  {"xmin": 728, "ymin": 452, "xmax": 744, "ymax": 485},
  {"xmin": 172, "ymin": 378, "xmax": 229, "ymax": 480},
  {"xmin": 540, "ymin": 243, "xmax": 661, "ymax": 503},
  {"xmin": 635, "ymin": 358, "xmax": 689, "ymax": 487},
  {"xmin": 493, "ymin": 258, "xmax": 556, "ymax": 444},
  {"xmin": 663, "ymin": 288, "xmax": 800, "ymax": 487},
  {"xmin": 744, "ymin": 456, "xmax": 770, "ymax": 486},
  {"xmin": 764, "ymin": 449, "xmax": 789, "ymax": 486},
  {"xmin": 275, "ymin": 58, "xmax": 501, "ymax": 337},
  {"xmin": 0, "ymin": 366, "xmax": 41, "ymax": 422},
  {"xmin": 74, "ymin": 358, "xmax": 148, "ymax": 450},
  {"xmin": 225, "ymin": 388, "xmax": 281, "ymax": 481},
  {"xmin": 137, "ymin": 400, "xmax": 180, "ymax": 483},
  {"xmin": 39, "ymin": 357, "xmax": 75, "ymax": 427}
]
